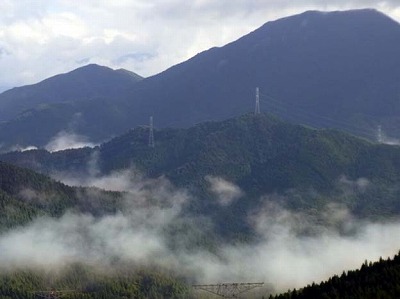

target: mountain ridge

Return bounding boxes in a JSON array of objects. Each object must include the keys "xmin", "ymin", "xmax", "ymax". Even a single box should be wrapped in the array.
[
  {"xmin": 0, "ymin": 64, "xmax": 143, "ymax": 122},
  {"xmin": 0, "ymin": 160, "xmax": 125, "ymax": 232},
  {"xmin": 1, "ymin": 9, "xmax": 400, "ymax": 148},
  {"xmin": 2, "ymin": 113, "xmax": 400, "ymax": 235}
]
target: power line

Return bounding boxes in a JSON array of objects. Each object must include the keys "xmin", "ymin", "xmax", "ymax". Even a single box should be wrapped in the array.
[{"xmin": 257, "ymin": 91, "xmax": 377, "ymax": 139}]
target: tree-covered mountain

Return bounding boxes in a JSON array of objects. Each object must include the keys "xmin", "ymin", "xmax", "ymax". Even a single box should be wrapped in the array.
[
  {"xmin": 270, "ymin": 251, "xmax": 400, "ymax": 299},
  {"xmin": 1, "ymin": 9, "xmax": 400, "ymax": 148},
  {"xmin": 1, "ymin": 118, "xmax": 400, "ymax": 298},
  {"xmin": 0, "ymin": 161, "xmax": 197, "ymax": 299},
  {"xmin": 0, "ymin": 64, "xmax": 143, "ymax": 149},
  {"xmin": 3, "ymin": 113, "xmax": 400, "ymax": 233},
  {"xmin": 0, "ymin": 160, "xmax": 124, "ymax": 232},
  {"xmin": 0, "ymin": 154, "xmax": 196, "ymax": 299},
  {"xmin": 0, "ymin": 64, "xmax": 142, "ymax": 122}
]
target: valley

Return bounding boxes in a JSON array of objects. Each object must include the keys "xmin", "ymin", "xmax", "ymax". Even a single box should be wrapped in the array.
[{"xmin": 0, "ymin": 6, "xmax": 400, "ymax": 299}]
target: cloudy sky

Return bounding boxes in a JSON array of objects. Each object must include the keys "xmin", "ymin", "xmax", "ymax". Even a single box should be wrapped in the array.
[{"xmin": 0, "ymin": 0, "xmax": 400, "ymax": 91}]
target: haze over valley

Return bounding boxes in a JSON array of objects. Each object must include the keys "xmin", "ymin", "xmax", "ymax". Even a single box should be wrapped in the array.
[{"xmin": 1, "ymin": 3, "xmax": 400, "ymax": 299}]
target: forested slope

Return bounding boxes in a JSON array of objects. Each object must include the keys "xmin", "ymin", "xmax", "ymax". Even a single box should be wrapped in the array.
[
  {"xmin": 271, "ymin": 251, "xmax": 400, "ymax": 299},
  {"xmin": 0, "ymin": 161, "xmax": 122, "ymax": 231},
  {"xmin": 3, "ymin": 114, "xmax": 400, "ymax": 233},
  {"xmin": 0, "ymin": 163, "xmax": 192, "ymax": 299},
  {"xmin": 0, "ymin": 265, "xmax": 190, "ymax": 299}
]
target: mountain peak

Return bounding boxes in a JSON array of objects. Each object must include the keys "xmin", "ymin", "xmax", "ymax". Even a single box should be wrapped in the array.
[
  {"xmin": 301, "ymin": 8, "xmax": 380, "ymax": 15},
  {"xmin": 309, "ymin": 8, "xmax": 396, "ymax": 22},
  {"xmin": 0, "ymin": 63, "xmax": 143, "ymax": 123},
  {"xmin": 115, "ymin": 68, "xmax": 144, "ymax": 81},
  {"xmin": 68, "ymin": 64, "xmax": 143, "ymax": 79},
  {"xmin": 260, "ymin": 8, "xmax": 398, "ymax": 29},
  {"xmin": 286, "ymin": 8, "xmax": 390, "ymax": 20},
  {"xmin": 75, "ymin": 63, "xmax": 110, "ymax": 70}
]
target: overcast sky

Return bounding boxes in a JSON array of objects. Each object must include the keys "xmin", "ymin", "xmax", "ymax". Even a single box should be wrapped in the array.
[{"xmin": 0, "ymin": 0, "xmax": 400, "ymax": 91}]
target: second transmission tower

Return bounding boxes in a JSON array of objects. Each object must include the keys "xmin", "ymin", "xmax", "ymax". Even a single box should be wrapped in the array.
[
  {"xmin": 255, "ymin": 87, "xmax": 260, "ymax": 115},
  {"xmin": 377, "ymin": 125, "xmax": 383, "ymax": 143},
  {"xmin": 148, "ymin": 116, "xmax": 155, "ymax": 148}
]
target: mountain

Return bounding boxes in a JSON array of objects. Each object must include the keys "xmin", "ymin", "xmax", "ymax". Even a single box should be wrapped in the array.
[
  {"xmin": 124, "ymin": 8, "xmax": 400, "ymax": 138},
  {"xmin": 0, "ymin": 64, "xmax": 142, "ymax": 122},
  {"xmin": 1, "ymin": 9, "xmax": 400, "ymax": 149},
  {"xmin": 135, "ymin": 9, "xmax": 400, "ymax": 127},
  {"xmin": 271, "ymin": 251, "xmax": 400, "ymax": 299},
  {"xmin": 0, "ymin": 160, "xmax": 123, "ymax": 232},
  {"xmin": 3, "ymin": 113, "xmax": 400, "ymax": 234}
]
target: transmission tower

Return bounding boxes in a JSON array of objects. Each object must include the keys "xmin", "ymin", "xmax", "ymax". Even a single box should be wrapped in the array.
[
  {"xmin": 193, "ymin": 282, "xmax": 264, "ymax": 298},
  {"xmin": 148, "ymin": 116, "xmax": 155, "ymax": 148},
  {"xmin": 377, "ymin": 125, "xmax": 383, "ymax": 143},
  {"xmin": 255, "ymin": 87, "xmax": 260, "ymax": 115}
]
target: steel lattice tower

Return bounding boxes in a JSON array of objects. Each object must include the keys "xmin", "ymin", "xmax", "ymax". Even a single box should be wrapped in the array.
[
  {"xmin": 148, "ymin": 116, "xmax": 155, "ymax": 148},
  {"xmin": 33, "ymin": 290, "xmax": 76, "ymax": 298},
  {"xmin": 255, "ymin": 87, "xmax": 260, "ymax": 115},
  {"xmin": 193, "ymin": 282, "xmax": 264, "ymax": 298},
  {"xmin": 377, "ymin": 125, "xmax": 383, "ymax": 143}
]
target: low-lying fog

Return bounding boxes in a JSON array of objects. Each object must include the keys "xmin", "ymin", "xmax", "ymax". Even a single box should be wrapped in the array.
[{"xmin": 1, "ymin": 168, "xmax": 399, "ymax": 294}]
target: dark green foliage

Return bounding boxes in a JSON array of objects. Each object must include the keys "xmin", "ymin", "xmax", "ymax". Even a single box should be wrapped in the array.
[
  {"xmin": 270, "ymin": 251, "xmax": 400, "ymax": 299},
  {"xmin": 0, "ymin": 264, "xmax": 191, "ymax": 299},
  {"xmin": 0, "ymin": 161, "xmax": 123, "ymax": 232},
  {"xmin": 0, "ymin": 64, "xmax": 142, "ymax": 148},
  {"xmin": 3, "ymin": 113, "xmax": 400, "ymax": 238},
  {"xmin": 0, "ymin": 64, "xmax": 142, "ymax": 122},
  {"xmin": 3, "ymin": 113, "xmax": 400, "ymax": 221}
]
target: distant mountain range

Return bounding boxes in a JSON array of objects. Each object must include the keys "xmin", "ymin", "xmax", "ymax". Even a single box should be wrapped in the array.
[{"xmin": 1, "ymin": 9, "xmax": 400, "ymax": 149}]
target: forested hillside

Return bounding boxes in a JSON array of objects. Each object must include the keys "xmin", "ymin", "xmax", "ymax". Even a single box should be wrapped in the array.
[
  {"xmin": 3, "ymin": 114, "xmax": 400, "ymax": 234},
  {"xmin": 0, "ymin": 64, "xmax": 142, "ymax": 122},
  {"xmin": 271, "ymin": 251, "xmax": 400, "ymax": 299},
  {"xmin": 0, "ymin": 162, "xmax": 195, "ymax": 298},
  {"xmin": 0, "ymin": 264, "xmax": 190, "ymax": 299},
  {"xmin": 0, "ymin": 161, "xmax": 123, "ymax": 232}
]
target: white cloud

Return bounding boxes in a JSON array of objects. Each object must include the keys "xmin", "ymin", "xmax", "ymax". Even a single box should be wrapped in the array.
[
  {"xmin": 339, "ymin": 176, "xmax": 370, "ymax": 193},
  {"xmin": 206, "ymin": 175, "xmax": 243, "ymax": 206},
  {"xmin": 0, "ymin": 1, "xmax": 399, "ymax": 90},
  {"xmin": 45, "ymin": 131, "xmax": 96, "ymax": 152},
  {"xmin": 8, "ymin": 144, "xmax": 38, "ymax": 152},
  {"xmin": 42, "ymin": 12, "xmax": 87, "ymax": 39},
  {"xmin": 1, "ymin": 171, "xmax": 400, "ymax": 295},
  {"xmin": 1, "ymin": 155, "xmax": 398, "ymax": 296}
]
